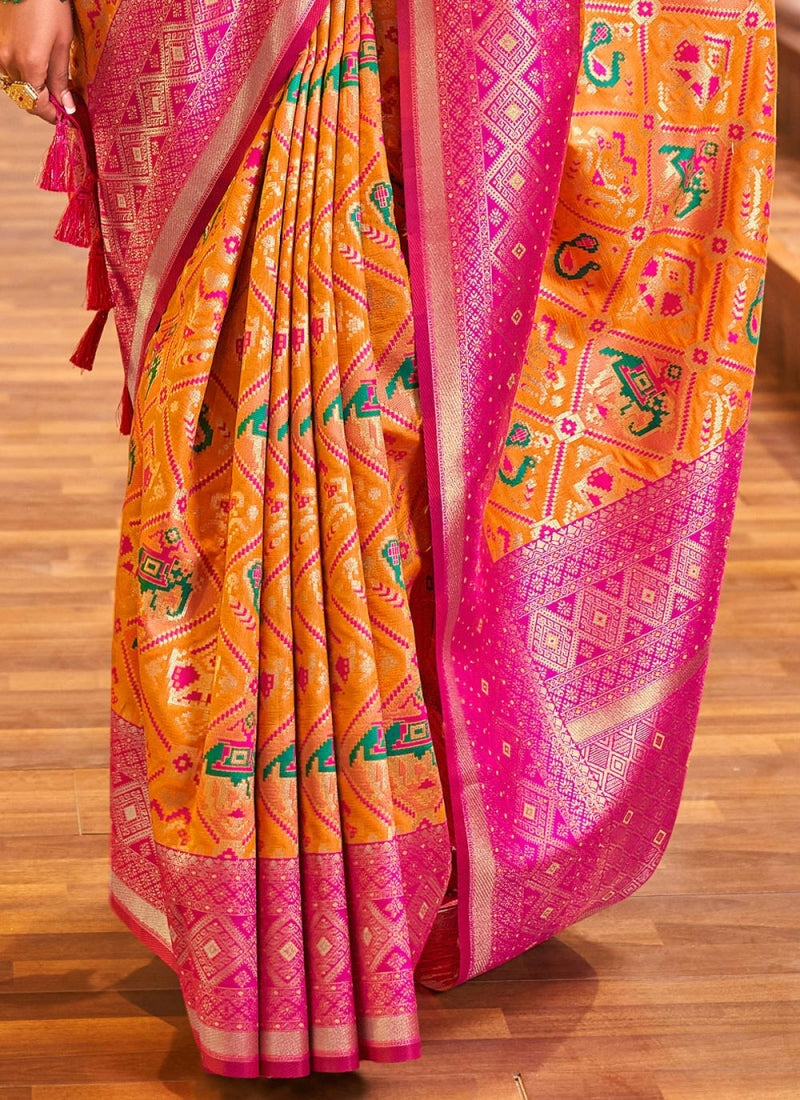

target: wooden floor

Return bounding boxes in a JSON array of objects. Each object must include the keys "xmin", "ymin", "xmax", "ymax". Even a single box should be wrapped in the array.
[{"xmin": 1, "ymin": 105, "xmax": 799, "ymax": 1100}]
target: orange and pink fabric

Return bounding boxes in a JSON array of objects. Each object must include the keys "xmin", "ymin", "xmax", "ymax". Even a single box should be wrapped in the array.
[{"xmin": 44, "ymin": 0, "xmax": 776, "ymax": 1077}]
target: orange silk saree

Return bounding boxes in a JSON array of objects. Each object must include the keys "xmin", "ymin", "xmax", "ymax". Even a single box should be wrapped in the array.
[{"xmin": 41, "ymin": 0, "xmax": 777, "ymax": 1077}]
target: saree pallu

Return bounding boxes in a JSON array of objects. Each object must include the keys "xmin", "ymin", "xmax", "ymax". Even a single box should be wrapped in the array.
[{"xmin": 59, "ymin": 0, "xmax": 775, "ymax": 1078}]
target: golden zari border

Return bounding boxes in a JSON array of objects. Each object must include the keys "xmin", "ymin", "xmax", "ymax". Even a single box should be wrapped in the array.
[{"xmin": 566, "ymin": 647, "xmax": 711, "ymax": 744}]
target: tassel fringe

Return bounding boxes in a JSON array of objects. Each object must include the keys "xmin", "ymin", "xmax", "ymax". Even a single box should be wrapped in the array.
[
  {"xmin": 87, "ymin": 237, "xmax": 114, "ymax": 311},
  {"xmin": 118, "ymin": 385, "xmax": 135, "ymax": 436},
  {"xmin": 54, "ymin": 175, "xmax": 96, "ymax": 249},
  {"xmin": 70, "ymin": 309, "xmax": 110, "ymax": 373},
  {"xmin": 38, "ymin": 112, "xmax": 73, "ymax": 193},
  {"xmin": 41, "ymin": 98, "xmax": 125, "ymax": 420}
]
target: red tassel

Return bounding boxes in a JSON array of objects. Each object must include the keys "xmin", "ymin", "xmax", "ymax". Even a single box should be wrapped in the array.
[
  {"xmin": 38, "ymin": 112, "xmax": 72, "ymax": 193},
  {"xmin": 86, "ymin": 237, "xmax": 113, "ymax": 311},
  {"xmin": 70, "ymin": 309, "xmax": 109, "ymax": 372},
  {"xmin": 54, "ymin": 174, "xmax": 96, "ymax": 249},
  {"xmin": 118, "ymin": 384, "xmax": 134, "ymax": 436}
]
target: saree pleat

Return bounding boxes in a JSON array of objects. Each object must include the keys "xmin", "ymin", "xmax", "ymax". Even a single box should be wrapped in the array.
[{"xmin": 110, "ymin": 0, "xmax": 451, "ymax": 1076}]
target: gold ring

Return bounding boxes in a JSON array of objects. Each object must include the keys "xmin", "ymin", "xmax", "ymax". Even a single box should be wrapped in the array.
[{"xmin": 0, "ymin": 76, "xmax": 46, "ymax": 112}]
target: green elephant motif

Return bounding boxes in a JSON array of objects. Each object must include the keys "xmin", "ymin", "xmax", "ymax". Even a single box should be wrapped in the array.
[
  {"xmin": 263, "ymin": 743, "xmax": 297, "ymax": 780},
  {"xmin": 205, "ymin": 739, "xmax": 255, "ymax": 788},
  {"xmin": 343, "ymin": 380, "xmax": 381, "ymax": 420},
  {"xmin": 599, "ymin": 347, "xmax": 669, "ymax": 437},
  {"xmin": 386, "ymin": 356, "xmax": 418, "ymax": 400},
  {"xmin": 349, "ymin": 719, "xmax": 433, "ymax": 766},
  {"xmin": 305, "ymin": 737, "xmax": 337, "ymax": 775},
  {"xmin": 349, "ymin": 724, "xmax": 387, "ymax": 766},
  {"xmin": 137, "ymin": 547, "xmax": 194, "ymax": 618}
]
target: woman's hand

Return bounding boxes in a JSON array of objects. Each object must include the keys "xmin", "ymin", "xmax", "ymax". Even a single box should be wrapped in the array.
[{"xmin": 0, "ymin": 0, "xmax": 76, "ymax": 124}]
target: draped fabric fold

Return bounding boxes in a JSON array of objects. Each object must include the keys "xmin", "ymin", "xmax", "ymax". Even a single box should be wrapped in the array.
[
  {"xmin": 399, "ymin": 0, "xmax": 776, "ymax": 985},
  {"xmin": 58, "ymin": 0, "xmax": 777, "ymax": 1077},
  {"xmin": 109, "ymin": 0, "xmax": 451, "ymax": 1075}
]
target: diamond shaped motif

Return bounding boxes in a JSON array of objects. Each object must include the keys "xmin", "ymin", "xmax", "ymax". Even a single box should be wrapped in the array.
[{"xmin": 279, "ymin": 941, "xmax": 299, "ymax": 962}]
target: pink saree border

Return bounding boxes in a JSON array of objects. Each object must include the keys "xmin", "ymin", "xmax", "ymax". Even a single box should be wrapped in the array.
[
  {"xmin": 465, "ymin": 427, "xmax": 748, "ymax": 973},
  {"xmin": 396, "ymin": 0, "xmax": 483, "ymax": 983},
  {"xmin": 109, "ymin": 708, "xmax": 444, "ymax": 1076},
  {"xmin": 111, "ymin": 861, "xmax": 425, "ymax": 1077},
  {"xmin": 111, "ymin": 887, "xmax": 312, "ymax": 1077},
  {"xmin": 399, "ymin": 0, "xmax": 582, "ymax": 983}
]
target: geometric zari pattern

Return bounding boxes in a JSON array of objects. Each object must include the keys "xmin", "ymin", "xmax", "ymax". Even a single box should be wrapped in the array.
[{"xmin": 455, "ymin": 429, "xmax": 747, "ymax": 973}]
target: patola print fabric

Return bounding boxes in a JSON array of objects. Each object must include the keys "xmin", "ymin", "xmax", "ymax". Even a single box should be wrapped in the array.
[
  {"xmin": 109, "ymin": 3, "xmax": 451, "ymax": 1073},
  {"xmin": 56, "ymin": 0, "xmax": 775, "ymax": 1078}
]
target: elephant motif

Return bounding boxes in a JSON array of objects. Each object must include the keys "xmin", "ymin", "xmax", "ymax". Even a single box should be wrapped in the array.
[
  {"xmin": 323, "ymin": 393, "xmax": 343, "ymax": 424},
  {"xmin": 204, "ymin": 738, "xmax": 255, "ymax": 787},
  {"xmin": 349, "ymin": 724, "xmax": 387, "ymax": 766},
  {"xmin": 271, "ymin": 719, "xmax": 435, "ymax": 778},
  {"xmin": 599, "ymin": 346, "xmax": 670, "ymax": 437},
  {"xmin": 386, "ymin": 356, "xmax": 418, "ymax": 399},
  {"xmin": 349, "ymin": 718, "xmax": 433, "ymax": 766},
  {"xmin": 263, "ymin": 743, "xmax": 297, "ymax": 780},
  {"xmin": 305, "ymin": 737, "xmax": 337, "ymax": 775},
  {"xmin": 343, "ymin": 379, "xmax": 381, "ymax": 420},
  {"xmin": 137, "ymin": 546, "xmax": 194, "ymax": 618},
  {"xmin": 237, "ymin": 404, "xmax": 269, "ymax": 438},
  {"xmin": 385, "ymin": 718, "xmax": 434, "ymax": 760},
  {"xmin": 358, "ymin": 29, "xmax": 379, "ymax": 76}
]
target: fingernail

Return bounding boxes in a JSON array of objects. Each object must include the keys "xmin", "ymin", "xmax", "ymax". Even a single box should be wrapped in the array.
[{"xmin": 62, "ymin": 90, "xmax": 76, "ymax": 115}]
